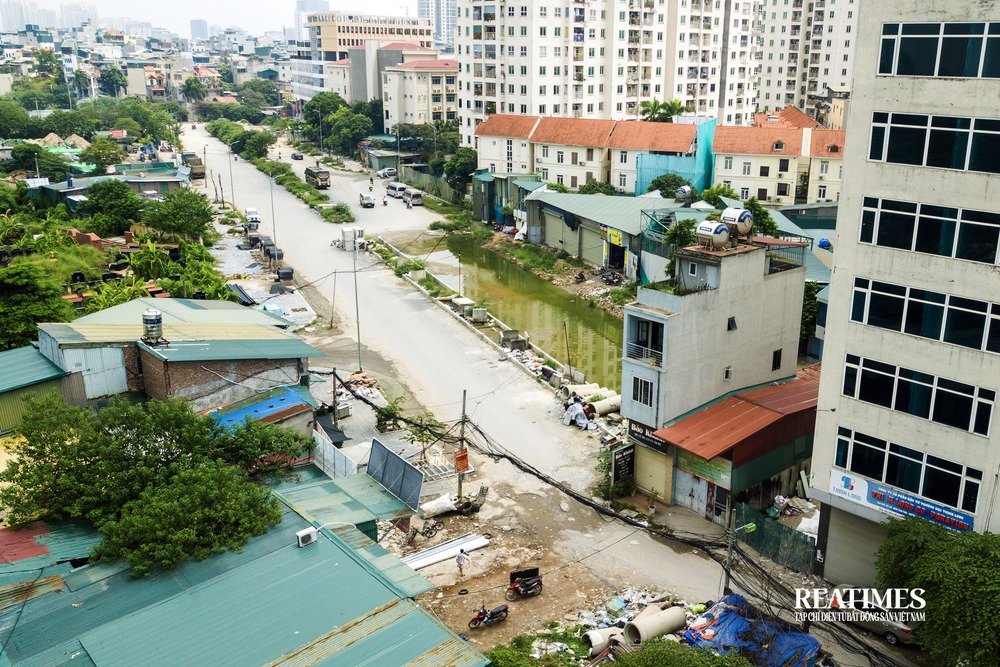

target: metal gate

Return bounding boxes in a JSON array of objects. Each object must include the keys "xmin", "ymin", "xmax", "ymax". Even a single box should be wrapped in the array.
[{"xmin": 672, "ymin": 468, "xmax": 708, "ymax": 514}]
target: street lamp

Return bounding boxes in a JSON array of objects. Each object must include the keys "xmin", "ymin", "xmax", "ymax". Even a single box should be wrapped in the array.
[
  {"xmin": 227, "ymin": 141, "xmax": 237, "ymax": 210},
  {"xmin": 268, "ymin": 167, "xmax": 278, "ymax": 266}
]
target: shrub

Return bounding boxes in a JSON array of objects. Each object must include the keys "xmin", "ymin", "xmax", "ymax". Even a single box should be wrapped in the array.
[{"xmin": 319, "ymin": 203, "xmax": 355, "ymax": 224}]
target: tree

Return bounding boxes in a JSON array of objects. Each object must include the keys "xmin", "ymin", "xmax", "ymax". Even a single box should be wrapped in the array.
[
  {"xmin": 639, "ymin": 98, "xmax": 688, "ymax": 123},
  {"xmin": 9, "ymin": 143, "xmax": 70, "ymax": 181},
  {"xmin": 216, "ymin": 56, "xmax": 234, "ymax": 85},
  {"xmin": 240, "ymin": 130, "xmax": 276, "ymax": 159},
  {"xmin": 180, "ymin": 77, "xmax": 207, "ymax": 104},
  {"xmin": 648, "ymin": 173, "xmax": 691, "ymax": 197},
  {"xmin": 0, "ymin": 100, "xmax": 32, "ymax": 138},
  {"xmin": 99, "ymin": 65, "xmax": 128, "ymax": 97},
  {"xmin": 699, "ymin": 183, "xmax": 739, "ymax": 208},
  {"xmin": 302, "ymin": 92, "xmax": 348, "ymax": 146},
  {"xmin": 327, "ymin": 106, "xmax": 373, "ymax": 154},
  {"xmin": 92, "ymin": 463, "xmax": 282, "ymax": 576},
  {"xmin": 443, "ymin": 147, "xmax": 479, "ymax": 190},
  {"xmin": 126, "ymin": 241, "xmax": 175, "ymax": 279},
  {"xmin": 663, "ymin": 218, "xmax": 698, "ymax": 278},
  {"xmin": 545, "ymin": 181, "xmax": 569, "ymax": 193},
  {"xmin": 80, "ymin": 137, "xmax": 127, "ymax": 172},
  {"xmin": 32, "ymin": 49, "xmax": 60, "ymax": 76},
  {"xmin": 112, "ymin": 117, "xmax": 143, "ymax": 138},
  {"xmin": 238, "ymin": 79, "xmax": 279, "ymax": 107},
  {"xmin": 84, "ymin": 179, "xmax": 145, "ymax": 235},
  {"xmin": 800, "ymin": 281, "xmax": 820, "ymax": 344},
  {"xmin": 86, "ymin": 277, "xmax": 151, "ymax": 312},
  {"xmin": 72, "ymin": 69, "xmax": 91, "ymax": 98},
  {"xmin": 876, "ymin": 517, "xmax": 1000, "ymax": 665},
  {"xmin": 143, "ymin": 188, "xmax": 214, "ymax": 239},
  {"xmin": 212, "ymin": 418, "xmax": 312, "ymax": 472},
  {"xmin": 0, "ymin": 264, "xmax": 73, "ymax": 350},
  {"xmin": 351, "ymin": 98, "xmax": 384, "ymax": 134},
  {"xmin": 578, "ymin": 179, "xmax": 615, "ymax": 195},
  {"xmin": 741, "ymin": 197, "xmax": 779, "ymax": 237}
]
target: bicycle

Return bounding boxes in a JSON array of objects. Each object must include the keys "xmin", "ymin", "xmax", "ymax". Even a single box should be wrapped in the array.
[{"xmin": 405, "ymin": 519, "xmax": 444, "ymax": 545}]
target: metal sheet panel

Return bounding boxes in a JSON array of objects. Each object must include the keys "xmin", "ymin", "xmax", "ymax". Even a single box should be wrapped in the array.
[
  {"xmin": 63, "ymin": 347, "xmax": 128, "ymax": 399},
  {"xmin": 0, "ymin": 381, "xmax": 61, "ymax": 434},
  {"xmin": 367, "ymin": 439, "xmax": 423, "ymax": 511}
]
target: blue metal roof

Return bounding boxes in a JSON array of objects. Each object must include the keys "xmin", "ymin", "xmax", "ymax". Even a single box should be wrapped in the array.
[
  {"xmin": 206, "ymin": 386, "xmax": 316, "ymax": 428},
  {"xmin": 0, "ymin": 346, "xmax": 67, "ymax": 393}
]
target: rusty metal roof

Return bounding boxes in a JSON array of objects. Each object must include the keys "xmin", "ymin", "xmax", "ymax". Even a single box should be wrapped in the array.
[{"xmin": 654, "ymin": 373, "xmax": 819, "ymax": 460}]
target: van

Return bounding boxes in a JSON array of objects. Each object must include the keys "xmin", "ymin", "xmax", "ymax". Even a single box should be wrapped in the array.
[
  {"xmin": 387, "ymin": 182, "xmax": 408, "ymax": 199},
  {"xmin": 402, "ymin": 189, "xmax": 423, "ymax": 206},
  {"xmin": 244, "ymin": 208, "xmax": 261, "ymax": 223}
]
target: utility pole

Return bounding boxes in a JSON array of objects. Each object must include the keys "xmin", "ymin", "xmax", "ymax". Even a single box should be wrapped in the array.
[
  {"xmin": 457, "ymin": 390, "xmax": 467, "ymax": 500},
  {"xmin": 332, "ymin": 367, "xmax": 339, "ymax": 429}
]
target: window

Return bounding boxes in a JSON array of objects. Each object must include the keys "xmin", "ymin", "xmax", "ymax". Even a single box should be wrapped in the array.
[
  {"xmin": 820, "ymin": 160, "xmax": 829, "ymax": 174},
  {"xmin": 556, "ymin": 174, "xmax": 564, "ymax": 184},
  {"xmin": 740, "ymin": 187, "xmax": 750, "ymax": 199},
  {"xmin": 688, "ymin": 262, "xmax": 697, "ymax": 276},
  {"xmin": 835, "ymin": 428, "xmax": 981, "ymax": 517},
  {"xmin": 760, "ymin": 165, "xmax": 770, "ymax": 177},
  {"xmin": 619, "ymin": 172, "xmax": 627, "ymax": 187},
  {"xmin": 724, "ymin": 156, "xmax": 733, "ymax": 170},
  {"xmin": 632, "ymin": 377, "xmax": 654, "ymax": 407},
  {"xmin": 859, "ymin": 196, "xmax": 1000, "ymax": 265},
  {"xmin": 778, "ymin": 158, "xmax": 789, "ymax": 172},
  {"xmin": 850, "ymin": 277, "xmax": 1000, "ymax": 354},
  {"xmin": 742, "ymin": 161, "xmax": 751, "ymax": 175},
  {"xmin": 818, "ymin": 185, "xmax": 827, "ymax": 198},
  {"xmin": 727, "ymin": 316, "xmax": 737, "ymax": 331},
  {"xmin": 541, "ymin": 145, "xmax": 549, "ymax": 158},
  {"xmin": 843, "ymin": 354, "xmax": 994, "ymax": 435},
  {"xmin": 869, "ymin": 113, "xmax": 1000, "ymax": 174},
  {"xmin": 879, "ymin": 22, "xmax": 1000, "ymax": 78},
  {"xmin": 724, "ymin": 367, "xmax": 734, "ymax": 381},
  {"xmin": 556, "ymin": 151, "xmax": 564, "ymax": 164},
  {"xmin": 540, "ymin": 168, "xmax": 548, "ymax": 180},
  {"xmin": 772, "ymin": 349, "xmax": 782, "ymax": 371},
  {"xmin": 620, "ymin": 151, "xmax": 628, "ymax": 164}
]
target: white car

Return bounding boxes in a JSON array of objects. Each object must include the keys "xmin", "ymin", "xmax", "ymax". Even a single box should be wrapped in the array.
[
  {"xmin": 376, "ymin": 167, "xmax": 396, "ymax": 178},
  {"xmin": 244, "ymin": 207, "xmax": 261, "ymax": 223}
]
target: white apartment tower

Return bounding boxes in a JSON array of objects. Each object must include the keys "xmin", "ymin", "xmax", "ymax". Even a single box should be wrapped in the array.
[
  {"xmin": 419, "ymin": 0, "xmax": 458, "ymax": 50},
  {"xmin": 455, "ymin": 0, "xmax": 760, "ymax": 146},
  {"xmin": 756, "ymin": 0, "xmax": 858, "ymax": 118},
  {"xmin": 810, "ymin": 0, "xmax": 1000, "ymax": 587}
]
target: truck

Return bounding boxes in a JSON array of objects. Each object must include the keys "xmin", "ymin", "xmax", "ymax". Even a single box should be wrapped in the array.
[{"xmin": 180, "ymin": 152, "xmax": 205, "ymax": 179}]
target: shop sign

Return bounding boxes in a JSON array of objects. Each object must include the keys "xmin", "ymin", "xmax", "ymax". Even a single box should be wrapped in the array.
[
  {"xmin": 607, "ymin": 228, "xmax": 623, "ymax": 246},
  {"xmin": 627, "ymin": 420, "xmax": 669, "ymax": 455},
  {"xmin": 829, "ymin": 470, "xmax": 974, "ymax": 532},
  {"xmin": 455, "ymin": 448, "xmax": 469, "ymax": 474},
  {"xmin": 675, "ymin": 449, "xmax": 732, "ymax": 489},
  {"xmin": 611, "ymin": 444, "xmax": 635, "ymax": 484}
]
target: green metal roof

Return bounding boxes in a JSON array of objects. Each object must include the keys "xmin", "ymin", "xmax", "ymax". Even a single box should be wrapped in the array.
[
  {"xmin": 526, "ymin": 190, "xmax": 694, "ymax": 236},
  {"xmin": 76, "ymin": 298, "xmax": 289, "ymax": 327},
  {"xmin": 137, "ymin": 337, "xmax": 321, "ymax": 362},
  {"xmin": 512, "ymin": 179, "xmax": 544, "ymax": 191},
  {"xmin": 1, "ymin": 499, "xmax": 486, "ymax": 667},
  {"xmin": 0, "ymin": 346, "xmax": 67, "ymax": 393}
]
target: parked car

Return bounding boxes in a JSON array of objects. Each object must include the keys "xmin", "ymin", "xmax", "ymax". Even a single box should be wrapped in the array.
[
  {"xmin": 826, "ymin": 586, "xmax": 921, "ymax": 645},
  {"xmin": 376, "ymin": 167, "xmax": 396, "ymax": 178},
  {"xmin": 359, "ymin": 193, "xmax": 375, "ymax": 208},
  {"xmin": 291, "ymin": 152, "xmax": 304, "ymax": 160}
]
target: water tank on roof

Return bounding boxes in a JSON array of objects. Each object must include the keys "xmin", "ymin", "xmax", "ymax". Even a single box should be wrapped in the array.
[
  {"xmin": 675, "ymin": 185, "xmax": 693, "ymax": 200},
  {"xmin": 696, "ymin": 221, "xmax": 730, "ymax": 249},
  {"xmin": 141, "ymin": 308, "xmax": 162, "ymax": 343},
  {"xmin": 720, "ymin": 207, "xmax": 754, "ymax": 236}
]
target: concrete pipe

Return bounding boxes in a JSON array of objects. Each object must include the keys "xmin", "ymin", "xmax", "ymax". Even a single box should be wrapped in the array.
[
  {"xmin": 582, "ymin": 387, "xmax": 614, "ymax": 401},
  {"xmin": 558, "ymin": 382, "xmax": 600, "ymax": 400},
  {"xmin": 623, "ymin": 606, "xmax": 687, "ymax": 645},
  {"xmin": 633, "ymin": 603, "xmax": 664, "ymax": 620},
  {"xmin": 589, "ymin": 394, "xmax": 622, "ymax": 416},
  {"xmin": 582, "ymin": 628, "xmax": 623, "ymax": 657}
]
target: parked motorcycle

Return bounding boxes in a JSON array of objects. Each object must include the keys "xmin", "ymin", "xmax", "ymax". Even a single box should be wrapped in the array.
[
  {"xmin": 574, "ymin": 271, "xmax": 586, "ymax": 284},
  {"xmin": 505, "ymin": 574, "xmax": 543, "ymax": 601},
  {"xmin": 468, "ymin": 604, "xmax": 509, "ymax": 628},
  {"xmin": 601, "ymin": 271, "xmax": 623, "ymax": 286}
]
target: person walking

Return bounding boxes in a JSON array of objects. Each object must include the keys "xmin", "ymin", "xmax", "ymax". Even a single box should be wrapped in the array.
[{"xmin": 456, "ymin": 549, "xmax": 469, "ymax": 577}]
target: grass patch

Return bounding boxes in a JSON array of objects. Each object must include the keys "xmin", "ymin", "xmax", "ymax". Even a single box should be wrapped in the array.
[
  {"xmin": 608, "ymin": 280, "xmax": 639, "ymax": 305},
  {"xmin": 417, "ymin": 274, "xmax": 454, "ymax": 299},
  {"xmin": 394, "ymin": 258, "xmax": 425, "ymax": 277},
  {"xmin": 494, "ymin": 241, "xmax": 559, "ymax": 274},
  {"xmin": 485, "ymin": 626, "xmax": 589, "ymax": 667},
  {"xmin": 319, "ymin": 203, "xmax": 355, "ymax": 224}
]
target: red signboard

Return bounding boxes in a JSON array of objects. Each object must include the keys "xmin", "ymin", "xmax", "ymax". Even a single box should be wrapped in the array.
[{"xmin": 455, "ymin": 448, "xmax": 469, "ymax": 474}]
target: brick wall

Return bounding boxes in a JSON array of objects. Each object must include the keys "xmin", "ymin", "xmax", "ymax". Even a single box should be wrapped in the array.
[
  {"xmin": 122, "ymin": 345, "xmax": 145, "ymax": 393},
  {"xmin": 149, "ymin": 356, "xmax": 308, "ymax": 411}
]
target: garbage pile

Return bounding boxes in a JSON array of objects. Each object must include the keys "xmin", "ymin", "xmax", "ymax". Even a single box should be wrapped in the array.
[{"xmin": 558, "ymin": 383, "xmax": 622, "ymax": 432}]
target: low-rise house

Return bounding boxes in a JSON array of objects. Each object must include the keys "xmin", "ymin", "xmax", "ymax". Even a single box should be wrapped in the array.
[
  {"xmin": 382, "ymin": 59, "xmax": 458, "ymax": 127},
  {"xmin": 0, "ymin": 346, "xmax": 84, "ymax": 435}
]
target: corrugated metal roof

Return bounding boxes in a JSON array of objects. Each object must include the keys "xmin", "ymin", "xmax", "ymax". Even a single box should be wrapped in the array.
[
  {"xmin": 206, "ymin": 386, "xmax": 315, "ymax": 427},
  {"xmin": 39, "ymin": 322, "xmax": 306, "ymax": 346},
  {"xmin": 75, "ymin": 297, "xmax": 288, "ymax": 327},
  {"xmin": 525, "ymin": 191, "xmax": 710, "ymax": 236},
  {"xmin": 137, "ymin": 337, "xmax": 321, "ymax": 362},
  {"xmin": 0, "ymin": 347, "xmax": 67, "ymax": 393}
]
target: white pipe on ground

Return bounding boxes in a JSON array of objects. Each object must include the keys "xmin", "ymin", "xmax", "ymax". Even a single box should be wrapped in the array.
[
  {"xmin": 558, "ymin": 382, "xmax": 600, "ymax": 400},
  {"xmin": 589, "ymin": 394, "xmax": 621, "ymax": 415},
  {"xmin": 582, "ymin": 628, "xmax": 623, "ymax": 657},
  {"xmin": 623, "ymin": 606, "xmax": 686, "ymax": 645}
]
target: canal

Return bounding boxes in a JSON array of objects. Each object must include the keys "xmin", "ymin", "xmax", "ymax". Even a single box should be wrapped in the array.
[{"xmin": 442, "ymin": 235, "xmax": 624, "ymax": 391}]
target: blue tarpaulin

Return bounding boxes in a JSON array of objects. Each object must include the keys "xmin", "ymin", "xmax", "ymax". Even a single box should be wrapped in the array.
[{"xmin": 684, "ymin": 594, "xmax": 819, "ymax": 667}]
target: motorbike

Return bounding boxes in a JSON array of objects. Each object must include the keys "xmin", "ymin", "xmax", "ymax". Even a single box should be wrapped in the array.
[
  {"xmin": 601, "ymin": 271, "xmax": 623, "ymax": 286},
  {"xmin": 468, "ymin": 604, "xmax": 509, "ymax": 629},
  {"xmin": 505, "ymin": 574, "xmax": 543, "ymax": 601},
  {"xmin": 574, "ymin": 271, "xmax": 586, "ymax": 284},
  {"xmin": 382, "ymin": 198, "xmax": 388, "ymax": 206}
]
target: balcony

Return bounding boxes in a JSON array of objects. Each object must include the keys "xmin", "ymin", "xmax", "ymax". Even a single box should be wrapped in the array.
[{"xmin": 626, "ymin": 342, "xmax": 663, "ymax": 367}]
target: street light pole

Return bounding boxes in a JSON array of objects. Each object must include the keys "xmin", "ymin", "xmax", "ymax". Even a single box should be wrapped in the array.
[
  {"xmin": 227, "ymin": 141, "xmax": 236, "ymax": 210},
  {"xmin": 353, "ymin": 240, "xmax": 362, "ymax": 371},
  {"xmin": 268, "ymin": 169, "xmax": 278, "ymax": 265}
]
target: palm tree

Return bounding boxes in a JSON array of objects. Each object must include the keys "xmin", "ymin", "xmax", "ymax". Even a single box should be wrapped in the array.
[
  {"xmin": 72, "ymin": 69, "xmax": 90, "ymax": 98},
  {"xmin": 662, "ymin": 99, "xmax": 688, "ymax": 121},
  {"xmin": 180, "ymin": 77, "xmax": 207, "ymax": 104},
  {"xmin": 639, "ymin": 98, "xmax": 666, "ymax": 122}
]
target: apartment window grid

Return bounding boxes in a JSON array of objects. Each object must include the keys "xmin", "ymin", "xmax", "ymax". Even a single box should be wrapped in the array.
[
  {"xmin": 851, "ymin": 277, "xmax": 1000, "ymax": 354},
  {"xmin": 632, "ymin": 377, "xmax": 654, "ymax": 407},
  {"xmin": 834, "ymin": 427, "xmax": 981, "ymax": 516},
  {"xmin": 841, "ymin": 354, "xmax": 994, "ymax": 437},
  {"xmin": 878, "ymin": 22, "xmax": 1000, "ymax": 79},
  {"xmin": 859, "ymin": 196, "xmax": 1000, "ymax": 266},
  {"xmin": 868, "ymin": 112, "xmax": 1000, "ymax": 174}
]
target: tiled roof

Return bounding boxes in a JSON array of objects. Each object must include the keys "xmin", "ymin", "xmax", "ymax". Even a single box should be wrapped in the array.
[
  {"xmin": 394, "ymin": 59, "xmax": 458, "ymax": 69},
  {"xmin": 810, "ymin": 129, "xmax": 846, "ymax": 158},
  {"xmin": 712, "ymin": 126, "xmax": 804, "ymax": 156},
  {"xmin": 531, "ymin": 117, "xmax": 617, "ymax": 147},
  {"xmin": 380, "ymin": 42, "xmax": 431, "ymax": 50},
  {"xmin": 755, "ymin": 105, "xmax": 822, "ymax": 129},
  {"xmin": 474, "ymin": 114, "xmax": 541, "ymax": 139},
  {"xmin": 607, "ymin": 121, "xmax": 697, "ymax": 153},
  {"xmin": 212, "ymin": 95, "xmax": 239, "ymax": 104}
]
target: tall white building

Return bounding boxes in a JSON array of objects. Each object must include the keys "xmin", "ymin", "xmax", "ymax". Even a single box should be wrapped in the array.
[
  {"xmin": 810, "ymin": 0, "xmax": 1000, "ymax": 587},
  {"xmin": 419, "ymin": 0, "xmax": 457, "ymax": 51},
  {"xmin": 755, "ymin": 0, "xmax": 858, "ymax": 119},
  {"xmin": 455, "ymin": 0, "xmax": 759, "ymax": 147},
  {"xmin": 295, "ymin": 0, "xmax": 329, "ymax": 42}
]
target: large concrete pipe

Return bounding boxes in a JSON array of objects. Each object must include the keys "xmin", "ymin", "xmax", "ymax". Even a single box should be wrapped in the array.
[
  {"xmin": 558, "ymin": 382, "xmax": 600, "ymax": 400},
  {"xmin": 589, "ymin": 394, "xmax": 622, "ymax": 415},
  {"xmin": 582, "ymin": 628, "xmax": 623, "ymax": 657},
  {"xmin": 633, "ymin": 603, "xmax": 664, "ymax": 620},
  {"xmin": 623, "ymin": 606, "xmax": 687, "ymax": 645},
  {"xmin": 582, "ymin": 387, "xmax": 614, "ymax": 401}
]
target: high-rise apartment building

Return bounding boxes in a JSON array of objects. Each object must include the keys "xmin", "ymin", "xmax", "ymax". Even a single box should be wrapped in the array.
[
  {"xmin": 810, "ymin": 0, "xmax": 1000, "ymax": 586},
  {"xmin": 755, "ymin": 0, "xmax": 857, "ymax": 119},
  {"xmin": 419, "ymin": 0, "xmax": 457, "ymax": 51},
  {"xmin": 295, "ymin": 0, "xmax": 329, "ymax": 42},
  {"xmin": 190, "ymin": 19, "xmax": 208, "ymax": 40},
  {"xmin": 455, "ymin": 0, "xmax": 759, "ymax": 147},
  {"xmin": 306, "ymin": 12, "xmax": 434, "ymax": 61}
]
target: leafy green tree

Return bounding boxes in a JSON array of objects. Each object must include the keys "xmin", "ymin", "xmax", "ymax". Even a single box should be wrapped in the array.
[
  {"xmin": 351, "ymin": 98, "xmax": 383, "ymax": 134},
  {"xmin": 213, "ymin": 418, "xmax": 312, "ymax": 472},
  {"xmin": 699, "ymin": 183, "xmax": 739, "ymax": 208},
  {"xmin": 639, "ymin": 98, "xmax": 687, "ymax": 123},
  {"xmin": 143, "ymin": 188, "xmax": 214, "ymax": 239},
  {"xmin": 92, "ymin": 463, "xmax": 282, "ymax": 576},
  {"xmin": 112, "ymin": 117, "xmax": 143, "ymax": 138},
  {"xmin": 180, "ymin": 76, "xmax": 207, "ymax": 103},
  {"xmin": 741, "ymin": 197, "xmax": 779, "ymax": 237},
  {"xmin": 545, "ymin": 181, "xmax": 569, "ymax": 193},
  {"xmin": 32, "ymin": 50, "xmax": 61, "ymax": 76},
  {"xmin": 37, "ymin": 109, "xmax": 100, "ymax": 139},
  {"xmin": 240, "ymin": 130, "xmax": 276, "ymax": 159},
  {"xmin": 72, "ymin": 69, "xmax": 91, "ymax": 98},
  {"xmin": 216, "ymin": 57, "xmax": 234, "ymax": 85},
  {"xmin": 84, "ymin": 179, "xmax": 144, "ymax": 235},
  {"xmin": 664, "ymin": 218, "xmax": 698, "ymax": 277},
  {"xmin": 0, "ymin": 101, "xmax": 32, "ymax": 138},
  {"xmin": 86, "ymin": 277, "xmax": 151, "ymax": 312},
  {"xmin": 126, "ymin": 241, "xmax": 175, "ymax": 279},
  {"xmin": 648, "ymin": 173, "xmax": 692, "ymax": 197},
  {"xmin": 327, "ymin": 106, "xmax": 373, "ymax": 154},
  {"xmin": 99, "ymin": 65, "xmax": 128, "ymax": 97},
  {"xmin": 80, "ymin": 137, "xmax": 127, "ymax": 172},
  {"xmin": 0, "ymin": 263, "xmax": 73, "ymax": 350},
  {"xmin": 800, "ymin": 281, "xmax": 820, "ymax": 344},
  {"xmin": 302, "ymin": 92, "xmax": 348, "ymax": 146},
  {"xmin": 9, "ymin": 143, "xmax": 70, "ymax": 181},
  {"xmin": 238, "ymin": 79, "xmax": 279, "ymax": 106},
  {"xmin": 876, "ymin": 517, "xmax": 1000, "ymax": 665},
  {"xmin": 443, "ymin": 147, "xmax": 479, "ymax": 190},
  {"xmin": 578, "ymin": 179, "xmax": 615, "ymax": 195}
]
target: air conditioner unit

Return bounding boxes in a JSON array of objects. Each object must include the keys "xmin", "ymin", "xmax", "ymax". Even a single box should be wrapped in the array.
[
  {"xmin": 296, "ymin": 527, "xmax": 319, "ymax": 547},
  {"xmin": 818, "ymin": 175, "xmax": 824, "ymax": 180},
  {"xmin": 578, "ymin": 161, "xmax": 586, "ymax": 166},
  {"xmin": 778, "ymin": 172, "xmax": 785, "ymax": 178},
  {"xmin": 767, "ymin": 196, "xmax": 775, "ymax": 201},
  {"xmin": 536, "ymin": 157, "xmax": 542, "ymax": 162}
]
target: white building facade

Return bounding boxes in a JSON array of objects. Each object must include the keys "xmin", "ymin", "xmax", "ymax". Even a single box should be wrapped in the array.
[
  {"xmin": 419, "ymin": 0, "xmax": 457, "ymax": 51},
  {"xmin": 383, "ymin": 59, "xmax": 459, "ymax": 128},
  {"xmin": 810, "ymin": 0, "xmax": 1000, "ymax": 587}
]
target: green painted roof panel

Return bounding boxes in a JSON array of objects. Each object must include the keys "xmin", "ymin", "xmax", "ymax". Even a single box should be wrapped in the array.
[
  {"xmin": 526, "ymin": 191, "xmax": 685, "ymax": 235},
  {"xmin": 75, "ymin": 298, "xmax": 289, "ymax": 327},
  {"xmin": 137, "ymin": 338, "xmax": 322, "ymax": 362},
  {"xmin": 0, "ymin": 347, "xmax": 67, "ymax": 393}
]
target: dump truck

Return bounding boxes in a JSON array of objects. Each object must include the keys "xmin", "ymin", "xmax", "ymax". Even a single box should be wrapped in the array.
[{"xmin": 186, "ymin": 156, "xmax": 205, "ymax": 179}]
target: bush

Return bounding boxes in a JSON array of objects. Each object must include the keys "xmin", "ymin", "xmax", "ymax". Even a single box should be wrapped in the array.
[
  {"xmin": 319, "ymin": 203, "xmax": 355, "ymax": 224},
  {"xmin": 394, "ymin": 258, "xmax": 425, "ymax": 277}
]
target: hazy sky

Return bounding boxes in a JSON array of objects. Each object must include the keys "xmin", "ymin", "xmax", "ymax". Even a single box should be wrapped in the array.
[{"xmin": 44, "ymin": 0, "xmax": 419, "ymax": 38}]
